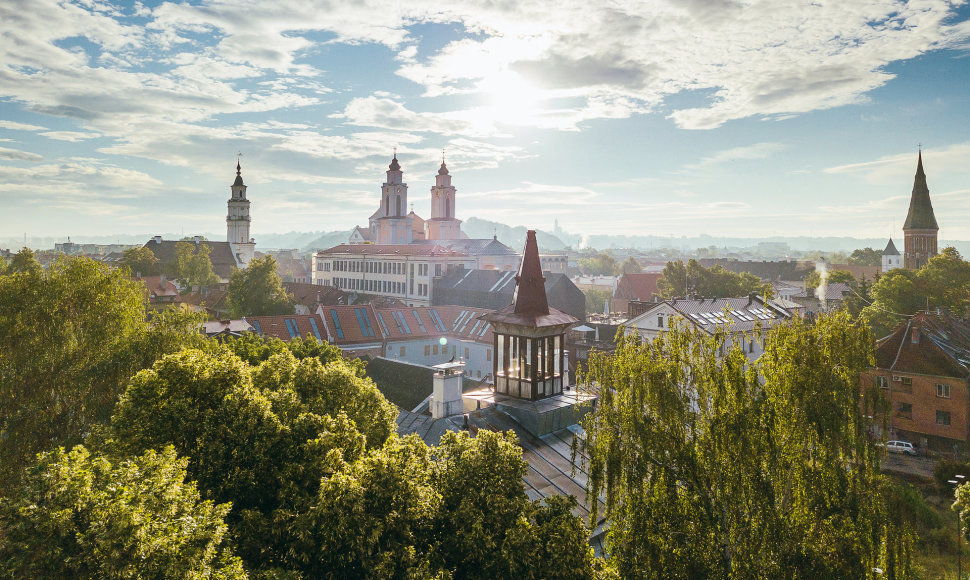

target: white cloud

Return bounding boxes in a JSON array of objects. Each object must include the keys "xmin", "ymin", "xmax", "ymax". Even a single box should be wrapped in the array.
[
  {"xmin": 0, "ymin": 147, "xmax": 43, "ymax": 161},
  {"xmin": 41, "ymin": 131, "xmax": 101, "ymax": 142},
  {"xmin": 0, "ymin": 120, "xmax": 48, "ymax": 131}
]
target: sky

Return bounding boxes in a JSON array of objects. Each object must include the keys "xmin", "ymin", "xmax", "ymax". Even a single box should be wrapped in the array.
[{"xmin": 2, "ymin": 0, "xmax": 970, "ymax": 243}]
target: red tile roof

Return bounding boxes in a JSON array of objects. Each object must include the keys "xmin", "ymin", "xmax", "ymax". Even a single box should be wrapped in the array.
[
  {"xmin": 246, "ymin": 314, "xmax": 326, "ymax": 342},
  {"xmin": 614, "ymin": 273, "xmax": 662, "ymax": 301},
  {"xmin": 874, "ymin": 312, "xmax": 970, "ymax": 378}
]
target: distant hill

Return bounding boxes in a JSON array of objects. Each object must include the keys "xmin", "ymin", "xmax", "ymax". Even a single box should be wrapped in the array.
[{"xmin": 461, "ymin": 217, "xmax": 568, "ymax": 252}]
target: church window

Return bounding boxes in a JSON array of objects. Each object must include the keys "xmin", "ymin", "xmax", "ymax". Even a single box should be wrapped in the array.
[{"xmin": 446, "ymin": 197, "xmax": 450, "ymax": 218}]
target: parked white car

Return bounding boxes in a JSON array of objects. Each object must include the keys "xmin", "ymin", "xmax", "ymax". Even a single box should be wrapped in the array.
[{"xmin": 885, "ymin": 440, "xmax": 918, "ymax": 456}]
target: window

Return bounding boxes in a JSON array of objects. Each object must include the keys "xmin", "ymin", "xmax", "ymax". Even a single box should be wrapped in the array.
[
  {"xmin": 748, "ymin": 339, "xmax": 754, "ymax": 353},
  {"xmin": 487, "ymin": 348, "xmax": 492, "ymax": 361},
  {"xmin": 399, "ymin": 346, "xmax": 406, "ymax": 357},
  {"xmin": 902, "ymin": 377, "xmax": 912, "ymax": 386},
  {"xmin": 876, "ymin": 376, "xmax": 888, "ymax": 388},
  {"xmin": 465, "ymin": 347, "xmax": 470, "ymax": 359},
  {"xmin": 896, "ymin": 403, "xmax": 913, "ymax": 420},
  {"xmin": 657, "ymin": 315, "xmax": 664, "ymax": 328},
  {"xmin": 433, "ymin": 344, "xmax": 439, "ymax": 355},
  {"xmin": 937, "ymin": 410, "xmax": 952, "ymax": 426},
  {"xmin": 937, "ymin": 383, "xmax": 951, "ymax": 398},
  {"xmin": 424, "ymin": 345, "xmax": 431, "ymax": 356}
]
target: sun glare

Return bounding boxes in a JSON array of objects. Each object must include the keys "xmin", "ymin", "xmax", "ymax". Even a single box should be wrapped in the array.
[{"xmin": 477, "ymin": 70, "xmax": 545, "ymax": 127}]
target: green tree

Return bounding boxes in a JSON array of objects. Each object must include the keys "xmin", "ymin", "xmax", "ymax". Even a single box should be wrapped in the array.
[
  {"xmin": 109, "ymin": 347, "xmax": 397, "ymax": 573},
  {"xmin": 0, "ymin": 255, "xmax": 204, "ymax": 488},
  {"xmin": 620, "ymin": 256, "xmax": 643, "ymax": 274},
  {"xmin": 6, "ymin": 247, "xmax": 42, "ymax": 275},
  {"xmin": 297, "ymin": 429, "xmax": 600, "ymax": 580},
  {"xmin": 227, "ymin": 255, "xmax": 294, "ymax": 317},
  {"xmin": 580, "ymin": 313, "xmax": 912, "ymax": 578},
  {"xmin": 174, "ymin": 241, "xmax": 220, "ymax": 289},
  {"xmin": 0, "ymin": 445, "xmax": 245, "ymax": 578},
  {"xmin": 583, "ymin": 288, "xmax": 613, "ymax": 314},
  {"xmin": 861, "ymin": 248, "xmax": 970, "ymax": 337},
  {"xmin": 579, "ymin": 253, "xmax": 620, "ymax": 276},
  {"xmin": 849, "ymin": 247, "xmax": 882, "ymax": 267},
  {"xmin": 658, "ymin": 259, "xmax": 766, "ymax": 299},
  {"xmin": 119, "ymin": 245, "xmax": 159, "ymax": 276}
]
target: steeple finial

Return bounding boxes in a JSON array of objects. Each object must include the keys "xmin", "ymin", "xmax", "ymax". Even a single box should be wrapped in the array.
[
  {"xmin": 389, "ymin": 148, "xmax": 401, "ymax": 171},
  {"xmin": 233, "ymin": 153, "xmax": 245, "ymax": 187}
]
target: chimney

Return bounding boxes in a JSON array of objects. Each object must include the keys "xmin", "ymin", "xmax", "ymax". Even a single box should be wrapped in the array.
[
  {"xmin": 160, "ymin": 273, "xmax": 167, "ymax": 287},
  {"xmin": 153, "ymin": 235, "xmax": 162, "ymax": 244},
  {"xmin": 911, "ymin": 327, "xmax": 919, "ymax": 344},
  {"xmin": 432, "ymin": 361, "xmax": 465, "ymax": 419}
]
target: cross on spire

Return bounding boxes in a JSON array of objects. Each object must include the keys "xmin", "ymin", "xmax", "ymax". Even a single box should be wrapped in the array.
[{"xmin": 236, "ymin": 151, "xmax": 243, "ymax": 174}]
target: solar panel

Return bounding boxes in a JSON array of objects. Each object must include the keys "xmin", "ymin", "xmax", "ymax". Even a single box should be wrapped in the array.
[{"xmin": 251, "ymin": 319, "xmax": 262, "ymax": 335}]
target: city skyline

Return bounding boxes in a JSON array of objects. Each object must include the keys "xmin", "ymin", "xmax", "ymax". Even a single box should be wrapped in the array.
[{"xmin": 2, "ymin": 0, "xmax": 970, "ymax": 241}]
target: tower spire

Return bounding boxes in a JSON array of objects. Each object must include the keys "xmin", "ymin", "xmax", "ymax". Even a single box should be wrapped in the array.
[{"xmin": 512, "ymin": 230, "xmax": 549, "ymax": 316}]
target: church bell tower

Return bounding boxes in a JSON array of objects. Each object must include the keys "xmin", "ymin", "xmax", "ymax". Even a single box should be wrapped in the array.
[{"xmin": 227, "ymin": 159, "xmax": 255, "ymax": 266}]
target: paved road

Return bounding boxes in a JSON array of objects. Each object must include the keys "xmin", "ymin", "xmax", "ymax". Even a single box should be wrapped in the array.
[{"xmin": 880, "ymin": 452, "xmax": 937, "ymax": 480}]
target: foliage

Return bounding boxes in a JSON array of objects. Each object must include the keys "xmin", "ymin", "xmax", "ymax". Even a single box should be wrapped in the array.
[
  {"xmin": 583, "ymin": 288, "xmax": 613, "ymax": 314},
  {"xmin": 580, "ymin": 313, "xmax": 913, "ymax": 578},
  {"xmin": 119, "ymin": 245, "xmax": 159, "ymax": 276},
  {"xmin": 861, "ymin": 247, "xmax": 970, "ymax": 337},
  {"xmin": 109, "ymin": 348, "xmax": 397, "ymax": 572},
  {"xmin": 0, "ymin": 254, "xmax": 205, "ymax": 488},
  {"xmin": 227, "ymin": 255, "xmax": 295, "ymax": 317},
  {"xmin": 620, "ymin": 256, "xmax": 643, "ymax": 274},
  {"xmin": 658, "ymin": 258, "xmax": 766, "ymax": 299},
  {"xmin": 849, "ymin": 247, "xmax": 883, "ymax": 267},
  {"xmin": 297, "ymin": 429, "xmax": 599, "ymax": 580},
  {"xmin": 954, "ymin": 483, "xmax": 970, "ymax": 543},
  {"xmin": 174, "ymin": 241, "xmax": 220, "ymax": 289},
  {"xmin": 219, "ymin": 332, "xmax": 364, "ymax": 376},
  {"xmin": 579, "ymin": 253, "xmax": 619, "ymax": 276},
  {"xmin": 6, "ymin": 247, "xmax": 42, "ymax": 275},
  {"xmin": 0, "ymin": 445, "xmax": 245, "ymax": 578}
]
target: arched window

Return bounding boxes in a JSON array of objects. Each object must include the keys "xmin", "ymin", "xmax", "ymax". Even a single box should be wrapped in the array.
[
  {"xmin": 446, "ymin": 197, "xmax": 450, "ymax": 218},
  {"xmin": 396, "ymin": 196, "xmax": 401, "ymax": 216}
]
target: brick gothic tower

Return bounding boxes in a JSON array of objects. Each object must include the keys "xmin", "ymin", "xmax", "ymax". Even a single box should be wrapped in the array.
[{"xmin": 903, "ymin": 151, "xmax": 939, "ymax": 269}]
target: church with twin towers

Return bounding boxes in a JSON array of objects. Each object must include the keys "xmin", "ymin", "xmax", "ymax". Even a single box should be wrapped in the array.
[{"xmin": 312, "ymin": 152, "xmax": 523, "ymax": 307}]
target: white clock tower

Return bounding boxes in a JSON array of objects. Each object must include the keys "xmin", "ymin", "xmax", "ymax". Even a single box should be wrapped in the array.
[{"xmin": 227, "ymin": 160, "xmax": 255, "ymax": 266}]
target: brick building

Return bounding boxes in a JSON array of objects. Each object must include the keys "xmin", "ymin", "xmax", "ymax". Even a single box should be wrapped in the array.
[{"xmin": 867, "ymin": 312, "xmax": 970, "ymax": 452}]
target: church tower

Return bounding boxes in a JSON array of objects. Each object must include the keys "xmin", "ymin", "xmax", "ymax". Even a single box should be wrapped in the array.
[
  {"xmin": 227, "ymin": 160, "xmax": 255, "ymax": 266},
  {"xmin": 426, "ymin": 155, "xmax": 461, "ymax": 240},
  {"xmin": 903, "ymin": 151, "xmax": 938, "ymax": 269},
  {"xmin": 370, "ymin": 153, "xmax": 413, "ymax": 244}
]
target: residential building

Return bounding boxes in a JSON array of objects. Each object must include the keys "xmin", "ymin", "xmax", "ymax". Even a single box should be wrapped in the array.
[
  {"xmin": 867, "ymin": 312, "xmax": 970, "ymax": 451},
  {"xmin": 625, "ymin": 295, "xmax": 792, "ymax": 362},
  {"xmin": 903, "ymin": 151, "xmax": 939, "ymax": 269}
]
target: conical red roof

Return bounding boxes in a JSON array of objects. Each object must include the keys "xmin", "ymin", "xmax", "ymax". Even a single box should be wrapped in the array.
[{"xmin": 513, "ymin": 230, "xmax": 549, "ymax": 316}]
